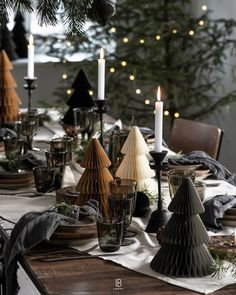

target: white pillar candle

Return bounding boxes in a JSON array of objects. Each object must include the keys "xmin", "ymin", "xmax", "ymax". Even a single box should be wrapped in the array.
[
  {"xmin": 98, "ymin": 47, "xmax": 105, "ymax": 100},
  {"xmin": 27, "ymin": 34, "xmax": 34, "ymax": 79},
  {"xmin": 154, "ymin": 86, "xmax": 163, "ymax": 152}
]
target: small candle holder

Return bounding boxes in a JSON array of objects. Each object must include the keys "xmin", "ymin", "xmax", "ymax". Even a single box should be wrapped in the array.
[
  {"xmin": 145, "ymin": 150, "xmax": 171, "ymax": 233},
  {"xmin": 94, "ymin": 99, "xmax": 109, "ymax": 147},
  {"xmin": 24, "ymin": 77, "xmax": 37, "ymax": 112}
]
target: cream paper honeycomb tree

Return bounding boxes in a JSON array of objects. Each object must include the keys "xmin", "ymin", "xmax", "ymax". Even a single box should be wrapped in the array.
[{"xmin": 115, "ymin": 126, "xmax": 155, "ymax": 191}]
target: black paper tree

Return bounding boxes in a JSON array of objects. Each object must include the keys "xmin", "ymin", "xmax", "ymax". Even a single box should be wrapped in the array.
[
  {"xmin": 12, "ymin": 12, "xmax": 28, "ymax": 58},
  {"xmin": 1, "ymin": 24, "xmax": 18, "ymax": 61},
  {"xmin": 150, "ymin": 177, "xmax": 214, "ymax": 277},
  {"xmin": 62, "ymin": 69, "xmax": 94, "ymax": 126}
]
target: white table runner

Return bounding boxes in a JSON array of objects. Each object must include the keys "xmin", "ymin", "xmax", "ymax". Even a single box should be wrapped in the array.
[{"xmin": 0, "ymin": 180, "xmax": 236, "ymax": 294}]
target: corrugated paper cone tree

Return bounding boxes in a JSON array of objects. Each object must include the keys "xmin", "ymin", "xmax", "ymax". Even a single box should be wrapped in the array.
[
  {"xmin": 115, "ymin": 126, "xmax": 155, "ymax": 191},
  {"xmin": 75, "ymin": 138, "xmax": 113, "ymax": 217},
  {"xmin": 150, "ymin": 177, "xmax": 214, "ymax": 277},
  {"xmin": 0, "ymin": 50, "xmax": 21, "ymax": 124}
]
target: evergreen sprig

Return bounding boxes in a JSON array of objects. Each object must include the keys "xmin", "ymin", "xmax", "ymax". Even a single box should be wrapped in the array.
[{"xmin": 0, "ymin": 0, "xmax": 111, "ymax": 35}]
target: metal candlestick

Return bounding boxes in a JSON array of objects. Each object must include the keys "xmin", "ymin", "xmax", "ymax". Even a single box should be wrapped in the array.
[
  {"xmin": 145, "ymin": 150, "xmax": 171, "ymax": 233},
  {"xmin": 94, "ymin": 99, "xmax": 108, "ymax": 147},
  {"xmin": 24, "ymin": 77, "xmax": 37, "ymax": 112}
]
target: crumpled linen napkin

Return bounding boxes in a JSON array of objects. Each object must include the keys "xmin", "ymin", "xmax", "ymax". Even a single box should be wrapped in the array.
[
  {"xmin": 4, "ymin": 200, "xmax": 102, "ymax": 295},
  {"xmin": 201, "ymin": 194, "xmax": 236, "ymax": 230},
  {"xmin": 168, "ymin": 151, "xmax": 235, "ymax": 185}
]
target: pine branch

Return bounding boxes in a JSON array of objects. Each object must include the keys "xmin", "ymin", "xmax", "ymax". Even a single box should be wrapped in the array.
[{"xmin": 36, "ymin": 0, "xmax": 60, "ymax": 26}]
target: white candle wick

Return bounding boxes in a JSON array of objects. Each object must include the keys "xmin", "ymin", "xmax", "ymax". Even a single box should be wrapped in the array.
[
  {"xmin": 157, "ymin": 86, "xmax": 161, "ymax": 102},
  {"xmin": 29, "ymin": 34, "xmax": 34, "ymax": 46},
  {"xmin": 100, "ymin": 47, "xmax": 104, "ymax": 59}
]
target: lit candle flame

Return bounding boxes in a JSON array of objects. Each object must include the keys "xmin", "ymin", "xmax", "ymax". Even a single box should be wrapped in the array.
[
  {"xmin": 29, "ymin": 34, "xmax": 34, "ymax": 45},
  {"xmin": 157, "ymin": 86, "xmax": 161, "ymax": 102},
  {"xmin": 100, "ymin": 47, "xmax": 104, "ymax": 59}
]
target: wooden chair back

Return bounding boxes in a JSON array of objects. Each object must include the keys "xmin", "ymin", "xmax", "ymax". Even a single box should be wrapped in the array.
[{"xmin": 168, "ymin": 118, "xmax": 223, "ymax": 160}]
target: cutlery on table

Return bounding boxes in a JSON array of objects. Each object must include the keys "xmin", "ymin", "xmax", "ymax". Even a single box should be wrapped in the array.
[{"xmin": 41, "ymin": 253, "xmax": 121, "ymax": 262}]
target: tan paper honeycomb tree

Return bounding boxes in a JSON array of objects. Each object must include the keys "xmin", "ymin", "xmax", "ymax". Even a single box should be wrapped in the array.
[
  {"xmin": 75, "ymin": 138, "xmax": 113, "ymax": 217},
  {"xmin": 0, "ymin": 50, "xmax": 21, "ymax": 124}
]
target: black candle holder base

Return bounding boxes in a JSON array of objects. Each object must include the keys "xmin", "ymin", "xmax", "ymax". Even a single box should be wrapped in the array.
[
  {"xmin": 145, "ymin": 150, "xmax": 170, "ymax": 233},
  {"xmin": 145, "ymin": 209, "xmax": 171, "ymax": 233}
]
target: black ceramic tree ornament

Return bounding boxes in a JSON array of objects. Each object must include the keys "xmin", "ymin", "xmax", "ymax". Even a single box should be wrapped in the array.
[
  {"xmin": 62, "ymin": 69, "xmax": 94, "ymax": 126},
  {"xmin": 150, "ymin": 177, "xmax": 214, "ymax": 277}
]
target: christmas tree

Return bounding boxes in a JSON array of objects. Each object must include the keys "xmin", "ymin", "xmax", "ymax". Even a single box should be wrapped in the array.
[
  {"xmin": 0, "ymin": 50, "xmax": 21, "ymax": 125},
  {"xmin": 53, "ymin": 0, "xmax": 236, "ymax": 129},
  {"xmin": 151, "ymin": 177, "xmax": 214, "ymax": 277}
]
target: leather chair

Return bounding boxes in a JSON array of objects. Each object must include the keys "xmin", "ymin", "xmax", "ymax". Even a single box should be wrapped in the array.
[{"xmin": 168, "ymin": 118, "xmax": 223, "ymax": 160}]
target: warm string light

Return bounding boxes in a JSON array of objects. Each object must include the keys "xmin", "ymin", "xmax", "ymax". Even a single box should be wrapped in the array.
[{"xmin": 60, "ymin": 3, "xmax": 207, "ymax": 118}]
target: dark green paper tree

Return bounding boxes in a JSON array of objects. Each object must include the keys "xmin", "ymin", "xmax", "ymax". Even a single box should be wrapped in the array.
[
  {"xmin": 62, "ymin": 69, "xmax": 94, "ymax": 126},
  {"xmin": 151, "ymin": 177, "xmax": 214, "ymax": 277},
  {"xmin": 12, "ymin": 12, "xmax": 28, "ymax": 58}
]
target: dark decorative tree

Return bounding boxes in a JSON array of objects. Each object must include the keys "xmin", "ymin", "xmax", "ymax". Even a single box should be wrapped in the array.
[
  {"xmin": 1, "ymin": 23, "xmax": 18, "ymax": 61},
  {"xmin": 62, "ymin": 69, "xmax": 94, "ymax": 126},
  {"xmin": 151, "ymin": 177, "xmax": 214, "ymax": 277},
  {"xmin": 12, "ymin": 12, "xmax": 28, "ymax": 58}
]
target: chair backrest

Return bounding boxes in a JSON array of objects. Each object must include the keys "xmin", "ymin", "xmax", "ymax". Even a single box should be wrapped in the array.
[{"xmin": 168, "ymin": 118, "xmax": 223, "ymax": 160}]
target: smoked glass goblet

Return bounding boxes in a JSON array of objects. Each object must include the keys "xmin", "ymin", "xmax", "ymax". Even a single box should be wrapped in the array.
[{"xmin": 109, "ymin": 178, "xmax": 137, "ymax": 246}]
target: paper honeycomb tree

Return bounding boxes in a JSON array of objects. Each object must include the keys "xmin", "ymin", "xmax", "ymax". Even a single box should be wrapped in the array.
[
  {"xmin": 75, "ymin": 138, "xmax": 113, "ymax": 217},
  {"xmin": 0, "ymin": 50, "xmax": 21, "ymax": 125},
  {"xmin": 62, "ymin": 69, "xmax": 94, "ymax": 126},
  {"xmin": 150, "ymin": 177, "xmax": 214, "ymax": 277},
  {"xmin": 115, "ymin": 126, "xmax": 155, "ymax": 191}
]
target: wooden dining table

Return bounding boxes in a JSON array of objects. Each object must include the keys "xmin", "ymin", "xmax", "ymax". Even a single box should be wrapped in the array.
[
  {"xmin": 1, "ymin": 121, "xmax": 236, "ymax": 295},
  {"xmin": 0, "ymin": 218, "xmax": 235, "ymax": 295}
]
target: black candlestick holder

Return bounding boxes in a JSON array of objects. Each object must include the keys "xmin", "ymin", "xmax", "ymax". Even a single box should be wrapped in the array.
[
  {"xmin": 94, "ymin": 99, "xmax": 109, "ymax": 147},
  {"xmin": 145, "ymin": 150, "xmax": 171, "ymax": 233},
  {"xmin": 24, "ymin": 77, "xmax": 37, "ymax": 112}
]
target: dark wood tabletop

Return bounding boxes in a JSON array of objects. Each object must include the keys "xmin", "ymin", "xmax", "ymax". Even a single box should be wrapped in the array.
[{"xmin": 20, "ymin": 247, "xmax": 236, "ymax": 295}]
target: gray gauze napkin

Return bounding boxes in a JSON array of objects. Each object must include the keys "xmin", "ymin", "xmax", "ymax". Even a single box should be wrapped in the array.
[{"xmin": 201, "ymin": 194, "xmax": 236, "ymax": 230}]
